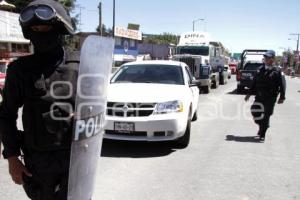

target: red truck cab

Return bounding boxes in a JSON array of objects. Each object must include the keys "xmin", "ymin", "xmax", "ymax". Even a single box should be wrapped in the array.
[
  {"xmin": 0, "ymin": 59, "xmax": 11, "ymax": 95},
  {"xmin": 229, "ymin": 63, "xmax": 238, "ymax": 74}
]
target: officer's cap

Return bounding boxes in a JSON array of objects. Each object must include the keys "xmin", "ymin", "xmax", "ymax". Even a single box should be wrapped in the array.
[{"xmin": 263, "ymin": 50, "xmax": 276, "ymax": 58}]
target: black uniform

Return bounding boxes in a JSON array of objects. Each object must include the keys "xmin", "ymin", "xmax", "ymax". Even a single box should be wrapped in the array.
[
  {"xmin": 0, "ymin": 0, "xmax": 78, "ymax": 199},
  {"xmin": 249, "ymin": 64, "xmax": 286, "ymax": 139},
  {"xmin": 0, "ymin": 47, "xmax": 79, "ymax": 199}
]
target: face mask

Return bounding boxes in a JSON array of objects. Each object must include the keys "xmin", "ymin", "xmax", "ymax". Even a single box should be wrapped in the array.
[
  {"xmin": 265, "ymin": 64, "xmax": 275, "ymax": 71},
  {"xmin": 29, "ymin": 29, "xmax": 62, "ymax": 53}
]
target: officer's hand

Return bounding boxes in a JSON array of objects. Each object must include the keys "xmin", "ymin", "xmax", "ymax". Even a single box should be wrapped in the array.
[
  {"xmin": 277, "ymin": 98, "xmax": 285, "ymax": 104},
  {"xmin": 8, "ymin": 156, "xmax": 32, "ymax": 185},
  {"xmin": 244, "ymin": 94, "xmax": 251, "ymax": 102}
]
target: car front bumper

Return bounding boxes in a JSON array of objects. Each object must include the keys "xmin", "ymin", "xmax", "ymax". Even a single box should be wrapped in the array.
[{"xmin": 103, "ymin": 112, "xmax": 188, "ymax": 141}]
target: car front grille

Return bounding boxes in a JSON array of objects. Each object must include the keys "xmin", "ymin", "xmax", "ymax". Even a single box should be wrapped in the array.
[
  {"xmin": 179, "ymin": 57, "xmax": 196, "ymax": 75},
  {"xmin": 106, "ymin": 102, "xmax": 156, "ymax": 117}
]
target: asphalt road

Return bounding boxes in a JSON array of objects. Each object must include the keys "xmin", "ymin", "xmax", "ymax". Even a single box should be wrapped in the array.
[{"xmin": 0, "ymin": 75, "xmax": 299, "ymax": 200}]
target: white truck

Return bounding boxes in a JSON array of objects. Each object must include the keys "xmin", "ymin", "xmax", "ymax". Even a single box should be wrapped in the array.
[{"xmin": 173, "ymin": 32, "xmax": 229, "ymax": 93}]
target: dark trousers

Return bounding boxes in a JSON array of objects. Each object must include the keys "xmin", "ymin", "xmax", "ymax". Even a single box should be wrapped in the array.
[
  {"xmin": 251, "ymin": 97, "xmax": 276, "ymax": 138},
  {"xmin": 22, "ymin": 150, "xmax": 70, "ymax": 200}
]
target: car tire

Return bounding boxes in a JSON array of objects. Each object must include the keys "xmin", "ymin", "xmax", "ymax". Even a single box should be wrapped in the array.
[
  {"xmin": 220, "ymin": 75, "xmax": 224, "ymax": 85},
  {"xmin": 192, "ymin": 109, "xmax": 198, "ymax": 121},
  {"xmin": 236, "ymin": 85, "xmax": 243, "ymax": 94},
  {"xmin": 176, "ymin": 112, "xmax": 191, "ymax": 148},
  {"xmin": 212, "ymin": 79, "xmax": 219, "ymax": 89},
  {"xmin": 202, "ymin": 85, "xmax": 210, "ymax": 94},
  {"xmin": 211, "ymin": 80, "xmax": 216, "ymax": 89}
]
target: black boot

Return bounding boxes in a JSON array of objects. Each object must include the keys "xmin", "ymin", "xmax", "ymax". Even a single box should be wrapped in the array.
[{"xmin": 259, "ymin": 127, "xmax": 268, "ymax": 142}]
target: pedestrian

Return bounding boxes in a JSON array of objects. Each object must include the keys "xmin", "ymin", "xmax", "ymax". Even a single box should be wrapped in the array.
[
  {"xmin": 245, "ymin": 50, "xmax": 286, "ymax": 142},
  {"xmin": 0, "ymin": 0, "xmax": 78, "ymax": 199}
]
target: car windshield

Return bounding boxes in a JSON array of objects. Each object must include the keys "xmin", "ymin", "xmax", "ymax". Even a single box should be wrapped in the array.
[
  {"xmin": 177, "ymin": 46, "xmax": 209, "ymax": 56},
  {"xmin": 244, "ymin": 63, "xmax": 262, "ymax": 70},
  {"xmin": 111, "ymin": 64, "xmax": 184, "ymax": 85}
]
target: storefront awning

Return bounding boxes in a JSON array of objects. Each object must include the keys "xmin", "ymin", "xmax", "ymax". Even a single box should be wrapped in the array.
[{"xmin": 0, "ymin": 0, "xmax": 16, "ymax": 9}]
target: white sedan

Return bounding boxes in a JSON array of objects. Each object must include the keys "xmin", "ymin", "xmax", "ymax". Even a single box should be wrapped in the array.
[{"xmin": 103, "ymin": 60, "xmax": 200, "ymax": 147}]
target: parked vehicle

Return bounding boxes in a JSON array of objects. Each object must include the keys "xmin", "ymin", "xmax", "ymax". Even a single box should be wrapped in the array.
[
  {"xmin": 173, "ymin": 32, "xmax": 230, "ymax": 93},
  {"xmin": 173, "ymin": 54, "xmax": 212, "ymax": 93},
  {"xmin": 236, "ymin": 49, "xmax": 267, "ymax": 93},
  {"xmin": 104, "ymin": 60, "xmax": 200, "ymax": 148},
  {"xmin": 224, "ymin": 65, "xmax": 231, "ymax": 79}
]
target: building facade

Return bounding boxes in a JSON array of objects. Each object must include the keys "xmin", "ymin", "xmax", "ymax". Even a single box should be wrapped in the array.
[
  {"xmin": 114, "ymin": 26, "xmax": 142, "ymax": 66},
  {"xmin": 0, "ymin": 10, "xmax": 31, "ymax": 60}
]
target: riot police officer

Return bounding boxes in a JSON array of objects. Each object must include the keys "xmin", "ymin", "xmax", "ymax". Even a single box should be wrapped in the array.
[
  {"xmin": 0, "ymin": 0, "xmax": 78, "ymax": 199},
  {"xmin": 245, "ymin": 50, "xmax": 286, "ymax": 142}
]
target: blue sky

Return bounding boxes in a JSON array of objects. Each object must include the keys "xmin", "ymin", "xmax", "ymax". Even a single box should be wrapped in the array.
[{"xmin": 74, "ymin": 0, "xmax": 300, "ymax": 55}]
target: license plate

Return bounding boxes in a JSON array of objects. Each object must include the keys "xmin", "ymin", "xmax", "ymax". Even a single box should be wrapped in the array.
[
  {"xmin": 242, "ymin": 73, "xmax": 253, "ymax": 80},
  {"xmin": 114, "ymin": 122, "xmax": 135, "ymax": 132},
  {"xmin": 242, "ymin": 73, "xmax": 252, "ymax": 77}
]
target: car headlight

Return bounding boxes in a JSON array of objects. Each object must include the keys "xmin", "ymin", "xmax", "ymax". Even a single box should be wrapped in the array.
[{"xmin": 154, "ymin": 100, "xmax": 183, "ymax": 114}]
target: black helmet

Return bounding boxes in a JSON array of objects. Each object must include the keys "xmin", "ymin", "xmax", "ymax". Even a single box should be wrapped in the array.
[{"xmin": 20, "ymin": 0, "xmax": 74, "ymax": 39}]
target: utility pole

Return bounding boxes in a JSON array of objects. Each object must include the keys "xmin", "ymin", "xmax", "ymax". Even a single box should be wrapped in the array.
[
  {"xmin": 98, "ymin": 1, "xmax": 102, "ymax": 36},
  {"xmin": 78, "ymin": 6, "xmax": 85, "ymax": 31},
  {"xmin": 112, "ymin": 0, "xmax": 115, "ymax": 37},
  {"xmin": 289, "ymin": 33, "xmax": 300, "ymax": 52}
]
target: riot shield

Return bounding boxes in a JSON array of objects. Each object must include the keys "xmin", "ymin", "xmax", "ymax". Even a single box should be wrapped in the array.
[{"xmin": 68, "ymin": 35, "xmax": 114, "ymax": 200}]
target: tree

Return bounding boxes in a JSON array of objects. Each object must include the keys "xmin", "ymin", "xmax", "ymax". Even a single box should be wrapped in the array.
[
  {"xmin": 282, "ymin": 49, "xmax": 293, "ymax": 68},
  {"xmin": 96, "ymin": 24, "xmax": 113, "ymax": 36},
  {"xmin": 142, "ymin": 33, "xmax": 179, "ymax": 45}
]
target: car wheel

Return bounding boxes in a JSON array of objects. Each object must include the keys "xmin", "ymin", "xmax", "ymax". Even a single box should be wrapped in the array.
[
  {"xmin": 236, "ymin": 85, "xmax": 243, "ymax": 94},
  {"xmin": 211, "ymin": 80, "xmax": 216, "ymax": 89},
  {"xmin": 220, "ymin": 76, "xmax": 224, "ymax": 85},
  {"xmin": 192, "ymin": 109, "xmax": 198, "ymax": 121},
  {"xmin": 176, "ymin": 112, "xmax": 191, "ymax": 148},
  {"xmin": 212, "ymin": 79, "xmax": 219, "ymax": 89},
  {"xmin": 202, "ymin": 85, "xmax": 210, "ymax": 94}
]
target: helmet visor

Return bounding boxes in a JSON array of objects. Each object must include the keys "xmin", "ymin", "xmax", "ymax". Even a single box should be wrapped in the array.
[
  {"xmin": 20, "ymin": 6, "xmax": 35, "ymax": 22},
  {"xmin": 20, "ymin": 5, "xmax": 56, "ymax": 23},
  {"xmin": 35, "ymin": 5, "xmax": 55, "ymax": 20}
]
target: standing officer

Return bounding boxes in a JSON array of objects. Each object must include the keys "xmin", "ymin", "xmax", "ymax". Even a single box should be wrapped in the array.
[
  {"xmin": 0, "ymin": 0, "xmax": 78, "ymax": 199},
  {"xmin": 245, "ymin": 50, "xmax": 286, "ymax": 142}
]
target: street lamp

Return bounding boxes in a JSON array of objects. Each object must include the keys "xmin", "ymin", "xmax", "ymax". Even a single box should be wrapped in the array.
[{"xmin": 192, "ymin": 18, "xmax": 204, "ymax": 32}]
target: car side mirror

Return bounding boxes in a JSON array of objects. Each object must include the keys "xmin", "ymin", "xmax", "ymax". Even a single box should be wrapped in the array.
[{"xmin": 190, "ymin": 80, "xmax": 201, "ymax": 87}]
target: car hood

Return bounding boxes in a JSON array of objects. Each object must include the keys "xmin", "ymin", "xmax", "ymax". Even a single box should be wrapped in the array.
[{"xmin": 107, "ymin": 83, "xmax": 190, "ymax": 103}]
